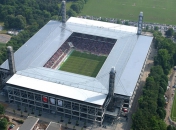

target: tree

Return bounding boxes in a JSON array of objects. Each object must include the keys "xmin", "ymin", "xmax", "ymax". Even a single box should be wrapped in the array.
[
  {"xmin": 174, "ymin": 32, "xmax": 176, "ymax": 39},
  {"xmin": 166, "ymin": 28, "xmax": 174, "ymax": 37},
  {"xmin": 157, "ymin": 107, "xmax": 166, "ymax": 119},
  {"xmin": 155, "ymin": 49, "xmax": 170, "ymax": 71},
  {"xmin": 167, "ymin": 125, "xmax": 172, "ymax": 130},
  {"xmin": 73, "ymin": 125, "xmax": 76, "ymax": 130},
  {"xmin": 84, "ymin": 121, "xmax": 87, "ymax": 128},
  {"xmin": 85, "ymin": 0, "xmax": 88, "ymax": 3},
  {"xmin": 43, "ymin": 10, "xmax": 51, "ymax": 18},
  {"xmin": 51, "ymin": 15, "xmax": 58, "ymax": 20},
  {"xmin": 0, "ymin": 104, "xmax": 5, "ymax": 115},
  {"xmin": 17, "ymin": 104, "xmax": 20, "ymax": 111},
  {"xmin": 65, "ymin": 123, "xmax": 68, "ymax": 129},
  {"xmin": 60, "ymin": 116, "xmax": 63, "ymax": 122},
  {"xmin": 15, "ymin": 15, "xmax": 26, "ymax": 29},
  {"xmin": 70, "ymin": 3, "xmax": 80, "ymax": 13},
  {"xmin": 124, "ymin": 21, "xmax": 129, "ymax": 25},
  {"xmin": 67, "ymin": 9, "xmax": 77, "ymax": 17},
  {"xmin": 68, "ymin": 118, "xmax": 71, "ymax": 124},
  {"xmin": 154, "ymin": 26, "xmax": 159, "ymax": 31},
  {"xmin": 76, "ymin": 120, "xmax": 79, "ymax": 126},
  {"xmin": 4, "ymin": 15, "xmax": 26, "ymax": 29},
  {"xmin": 0, "ymin": 118, "xmax": 8, "ymax": 130},
  {"xmin": 158, "ymin": 120, "xmax": 167, "ymax": 130},
  {"xmin": 4, "ymin": 15, "xmax": 15, "ymax": 28},
  {"xmin": 38, "ymin": 110, "xmax": 41, "ymax": 116},
  {"xmin": 146, "ymin": 25, "xmax": 149, "ymax": 30},
  {"xmin": 167, "ymin": 125, "xmax": 176, "ymax": 130},
  {"xmin": 31, "ymin": 108, "xmax": 34, "ymax": 114},
  {"xmin": 24, "ymin": 106, "xmax": 27, "ymax": 112},
  {"xmin": 21, "ymin": 111, "xmax": 23, "ymax": 117},
  {"xmin": 157, "ymin": 95, "xmax": 165, "ymax": 108},
  {"xmin": 132, "ymin": 109, "xmax": 149, "ymax": 130},
  {"xmin": 117, "ymin": 20, "xmax": 122, "ymax": 24},
  {"xmin": 13, "ymin": 109, "xmax": 15, "ymax": 115}
]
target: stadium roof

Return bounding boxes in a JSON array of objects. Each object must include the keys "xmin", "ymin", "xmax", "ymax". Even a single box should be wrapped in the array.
[
  {"xmin": 7, "ymin": 74, "xmax": 106, "ymax": 105},
  {"xmin": 3, "ymin": 17, "xmax": 153, "ymax": 104}
]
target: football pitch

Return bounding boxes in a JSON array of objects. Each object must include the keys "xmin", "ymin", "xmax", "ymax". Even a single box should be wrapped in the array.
[
  {"xmin": 81, "ymin": 0, "xmax": 176, "ymax": 25},
  {"xmin": 59, "ymin": 51, "xmax": 107, "ymax": 77},
  {"xmin": 171, "ymin": 90, "xmax": 176, "ymax": 122}
]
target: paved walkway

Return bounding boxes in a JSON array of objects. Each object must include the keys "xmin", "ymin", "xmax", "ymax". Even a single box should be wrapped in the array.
[{"xmin": 3, "ymin": 103, "xmax": 93, "ymax": 130}]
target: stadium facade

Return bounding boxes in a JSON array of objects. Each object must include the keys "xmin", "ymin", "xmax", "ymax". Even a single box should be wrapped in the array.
[{"xmin": 0, "ymin": 2, "xmax": 153, "ymax": 125}]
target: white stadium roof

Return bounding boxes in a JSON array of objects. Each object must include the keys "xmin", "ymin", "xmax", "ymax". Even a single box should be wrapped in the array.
[
  {"xmin": 3, "ymin": 17, "xmax": 153, "ymax": 105},
  {"xmin": 6, "ymin": 74, "xmax": 106, "ymax": 105}
]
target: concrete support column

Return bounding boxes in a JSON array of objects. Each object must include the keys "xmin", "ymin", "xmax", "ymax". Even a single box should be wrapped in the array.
[{"xmin": 7, "ymin": 46, "xmax": 16, "ymax": 75}]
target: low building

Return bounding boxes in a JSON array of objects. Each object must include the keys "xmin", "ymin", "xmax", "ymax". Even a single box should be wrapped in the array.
[
  {"xmin": 46, "ymin": 122, "xmax": 62, "ymax": 130},
  {"xmin": 18, "ymin": 116, "xmax": 39, "ymax": 130}
]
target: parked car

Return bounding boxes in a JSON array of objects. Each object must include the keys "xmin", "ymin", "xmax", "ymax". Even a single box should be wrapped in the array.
[
  {"xmin": 122, "ymin": 108, "xmax": 128, "ymax": 112},
  {"xmin": 8, "ymin": 124, "xmax": 15, "ymax": 130}
]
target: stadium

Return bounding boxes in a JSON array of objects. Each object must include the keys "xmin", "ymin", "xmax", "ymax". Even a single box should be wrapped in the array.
[{"xmin": 0, "ymin": 1, "xmax": 153, "ymax": 126}]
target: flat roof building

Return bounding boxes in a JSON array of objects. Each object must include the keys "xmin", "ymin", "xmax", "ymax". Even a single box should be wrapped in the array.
[
  {"xmin": 18, "ymin": 116, "xmax": 39, "ymax": 130},
  {"xmin": 46, "ymin": 122, "xmax": 62, "ymax": 130}
]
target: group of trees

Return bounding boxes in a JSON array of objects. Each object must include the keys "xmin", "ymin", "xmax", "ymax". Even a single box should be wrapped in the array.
[
  {"xmin": 132, "ymin": 66, "xmax": 168, "ymax": 130},
  {"xmin": 165, "ymin": 28, "xmax": 176, "ymax": 39},
  {"xmin": 67, "ymin": 0, "xmax": 88, "ymax": 17},
  {"xmin": 165, "ymin": 28, "xmax": 174, "ymax": 37},
  {"xmin": 0, "ymin": 0, "xmax": 60, "ymax": 64},
  {"xmin": 0, "ymin": 104, "xmax": 8, "ymax": 130},
  {"xmin": 70, "ymin": 0, "xmax": 87, "ymax": 13},
  {"xmin": 154, "ymin": 31, "xmax": 176, "ymax": 73},
  {"xmin": 4, "ymin": 15, "xmax": 26, "ymax": 29},
  {"xmin": 132, "ymin": 31, "xmax": 176, "ymax": 130},
  {"xmin": 0, "ymin": 0, "xmax": 89, "ymax": 64},
  {"xmin": 0, "ymin": 118, "xmax": 8, "ymax": 130},
  {"xmin": 167, "ymin": 125, "xmax": 176, "ymax": 130}
]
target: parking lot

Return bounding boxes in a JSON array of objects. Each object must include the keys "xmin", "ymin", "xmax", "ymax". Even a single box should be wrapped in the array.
[{"xmin": 0, "ymin": 34, "xmax": 11, "ymax": 43}]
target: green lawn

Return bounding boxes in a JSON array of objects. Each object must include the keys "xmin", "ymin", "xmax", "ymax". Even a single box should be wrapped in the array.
[
  {"xmin": 0, "ymin": 21, "xmax": 4, "ymax": 26},
  {"xmin": 59, "ymin": 50, "xmax": 107, "ymax": 77},
  {"xmin": 0, "ymin": 43, "xmax": 6, "ymax": 49},
  {"xmin": 171, "ymin": 90, "xmax": 176, "ymax": 122},
  {"xmin": 81, "ymin": 0, "xmax": 176, "ymax": 25},
  {"xmin": 58, "ymin": 1, "xmax": 73, "ymax": 10}
]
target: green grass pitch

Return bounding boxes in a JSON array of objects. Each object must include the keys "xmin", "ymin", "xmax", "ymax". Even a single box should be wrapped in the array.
[
  {"xmin": 81, "ymin": 0, "xmax": 176, "ymax": 25},
  {"xmin": 59, "ymin": 50, "xmax": 107, "ymax": 77},
  {"xmin": 171, "ymin": 90, "xmax": 176, "ymax": 122}
]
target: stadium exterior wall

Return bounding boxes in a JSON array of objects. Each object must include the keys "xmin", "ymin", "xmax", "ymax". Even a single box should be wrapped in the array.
[{"xmin": 5, "ymin": 84, "xmax": 105, "ymax": 124}]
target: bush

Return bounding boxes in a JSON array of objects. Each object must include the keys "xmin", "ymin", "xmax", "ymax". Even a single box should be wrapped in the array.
[
  {"xmin": 0, "ymin": 104, "xmax": 5, "ymax": 115},
  {"xmin": 12, "ymin": 118, "xmax": 24, "ymax": 124},
  {"xmin": 0, "ymin": 118, "xmax": 8, "ymax": 130}
]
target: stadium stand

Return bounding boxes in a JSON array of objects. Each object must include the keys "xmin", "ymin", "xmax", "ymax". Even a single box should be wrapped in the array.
[
  {"xmin": 44, "ymin": 33, "xmax": 116, "ymax": 69},
  {"xmin": 44, "ymin": 41, "xmax": 70, "ymax": 69}
]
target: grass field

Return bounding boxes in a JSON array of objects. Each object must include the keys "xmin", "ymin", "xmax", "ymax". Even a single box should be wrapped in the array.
[
  {"xmin": 58, "ymin": 2, "xmax": 73, "ymax": 10},
  {"xmin": 59, "ymin": 50, "xmax": 107, "ymax": 77},
  {"xmin": 171, "ymin": 90, "xmax": 176, "ymax": 122},
  {"xmin": 0, "ymin": 43, "xmax": 6, "ymax": 49},
  {"xmin": 81, "ymin": 0, "xmax": 176, "ymax": 25}
]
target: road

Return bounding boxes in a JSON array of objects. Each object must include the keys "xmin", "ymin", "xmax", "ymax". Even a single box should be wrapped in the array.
[{"xmin": 165, "ymin": 70, "xmax": 176, "ymax": 125}]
